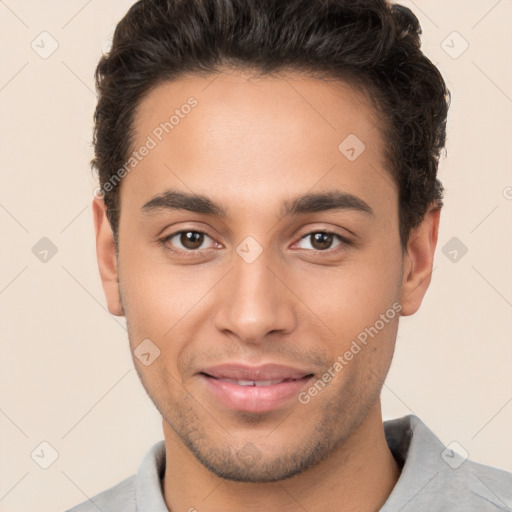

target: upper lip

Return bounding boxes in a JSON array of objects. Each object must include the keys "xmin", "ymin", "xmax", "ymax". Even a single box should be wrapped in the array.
[{"xmin": 200, "ymin": 363, "xmax": 313, "ymax": 381}]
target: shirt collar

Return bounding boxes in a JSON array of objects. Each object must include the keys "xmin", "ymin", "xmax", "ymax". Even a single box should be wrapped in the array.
[
  {"xmin": 136, "ymin": 439, "xmax": 168, "ymax": 512},
  {"xmin": 134, "ymin": 414, "xmax": 507, "ymax": 511}
]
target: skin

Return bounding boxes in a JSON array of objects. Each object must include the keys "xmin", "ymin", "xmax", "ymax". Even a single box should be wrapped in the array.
[{"xmin": 93, "ymin": 70, "xmax": 440, "ymax": 512}]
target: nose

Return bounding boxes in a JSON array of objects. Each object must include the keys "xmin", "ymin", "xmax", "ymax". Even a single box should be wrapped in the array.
[{"xmin": 213, "ymin": 246, "xmax": 298, "ymax": 344}]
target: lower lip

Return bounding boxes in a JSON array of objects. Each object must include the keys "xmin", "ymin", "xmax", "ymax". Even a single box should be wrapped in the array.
[{"xmin": 200, "ymin": 374, "xmax": 313, "ymax": 413}]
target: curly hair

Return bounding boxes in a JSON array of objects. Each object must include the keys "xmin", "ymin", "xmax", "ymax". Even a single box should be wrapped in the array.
[{"xmin": 93, "ymin": 0, "xmax": 450, "ymax": 248}]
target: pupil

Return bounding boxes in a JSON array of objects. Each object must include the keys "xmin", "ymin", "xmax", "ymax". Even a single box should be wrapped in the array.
[
  {"xmin": 312, "ymin": 232, "xmax": 332, "ymax": 250},
  {"xmin": 181, "ymin": 231, "xmax": 203, "ymax": 249}
]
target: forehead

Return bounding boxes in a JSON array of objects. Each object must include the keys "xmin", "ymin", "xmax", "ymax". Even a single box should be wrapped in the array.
[
  {"xmin": 123, "ymin": 70, "xmax": 394, "ymax": 214},
  {"xmin": 134, "ymin": 70, "xmax": 382, "ymax": 151}
]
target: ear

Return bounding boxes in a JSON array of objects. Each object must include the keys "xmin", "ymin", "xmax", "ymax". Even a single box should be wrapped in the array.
[
  {"xmin": 400, "ymin": 206, "xmax": 441, "ymax": 316},
  {"xmin": 92, "ymin": 196, "xmax": 124, "ymax": 316}
]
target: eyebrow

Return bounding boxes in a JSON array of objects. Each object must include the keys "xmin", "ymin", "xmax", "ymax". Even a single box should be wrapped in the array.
[{"xmin": 141, "ymin": 189, "xmax": 374, "ymax": 218}]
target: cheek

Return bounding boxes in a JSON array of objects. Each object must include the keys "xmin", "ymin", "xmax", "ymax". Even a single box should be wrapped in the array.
[
  {"xmin": 291, "ymin": 247, "xmax": 402, "ymax": 341},
  {"xmin": 118, "ymin": 250, "xmax": 224, "ymax": 362},
  {"xmin": 118, "ymin": 254, "xmax": 176, "ymax": 344}
]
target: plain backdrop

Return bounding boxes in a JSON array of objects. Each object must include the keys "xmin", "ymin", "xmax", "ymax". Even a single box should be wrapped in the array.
[{"xmin": 0, "ymin": 1, "xmax": 511, "ymax": 511}]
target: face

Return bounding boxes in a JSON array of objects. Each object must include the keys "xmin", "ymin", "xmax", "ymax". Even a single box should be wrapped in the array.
[{"xmin": 94, "ymin": 70, "xmax": 432, "ymax": 482}]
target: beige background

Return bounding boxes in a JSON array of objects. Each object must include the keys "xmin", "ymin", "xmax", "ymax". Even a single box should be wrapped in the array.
[{"xmin": 0, "ymin": 1, "xmax": 511, "ymax": 511}]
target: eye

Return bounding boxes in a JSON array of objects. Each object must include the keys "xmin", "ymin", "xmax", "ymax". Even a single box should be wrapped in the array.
[
  {"xmin": 295, "ymin": 231, "xmax": 348, "ymax": 251},
  {"xmin": 159, "ymin": 229, "xmax": 351, "ymax": 256},
  {"xmin": 160, "ymin": 230, "xmax": 217, "ymax": 253}
]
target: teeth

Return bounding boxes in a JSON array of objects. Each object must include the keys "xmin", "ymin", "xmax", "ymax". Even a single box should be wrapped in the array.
[
  {"xmin": 222, "ymin": 378, "xmax": 287, "ymax": 386},
  {"xmin": 238, "ymin": 380, "xmax": 256, "ymax": 386},
  {"xmin": 255, "ymin": 380, "xmax": 273, "ymax": 386}
]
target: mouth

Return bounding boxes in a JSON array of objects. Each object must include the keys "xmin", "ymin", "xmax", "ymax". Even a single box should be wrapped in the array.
[
  {"xmin": 204, "ymin": 376, "xmax": 308, "ymax": 387},
  {"xmin": 198, "ymin": 363, "xmax": 314, "ymax": 413}
]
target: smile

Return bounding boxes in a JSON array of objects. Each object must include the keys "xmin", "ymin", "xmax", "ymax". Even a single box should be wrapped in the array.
[{"xmin": 199, "ymin": 363, "xmax": 314, "ymax": 413}]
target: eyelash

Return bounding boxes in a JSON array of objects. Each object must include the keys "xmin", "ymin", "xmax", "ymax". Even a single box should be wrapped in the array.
[{"xmin": 158, "ymin": 229, "xmax": 352, "ymax": 257}]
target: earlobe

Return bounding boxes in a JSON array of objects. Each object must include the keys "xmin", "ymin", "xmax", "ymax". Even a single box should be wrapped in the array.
[
  {"xmin": 92, "ymin": 197, "xmax": 124, "ymax": 317},
  {"xmin": 400, "ymin": 206, "xmax": 441, "ymax": 316}
]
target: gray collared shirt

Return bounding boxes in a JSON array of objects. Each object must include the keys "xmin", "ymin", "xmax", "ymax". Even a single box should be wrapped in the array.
[{"xmin": 66, "ymin": 414, "xmax": 512, "ymax": 511}]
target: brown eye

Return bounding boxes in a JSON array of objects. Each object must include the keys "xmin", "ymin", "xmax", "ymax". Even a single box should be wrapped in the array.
[
  {"xmin": 179, "ymin": 231, "xmax": 204, "ymax": 250},
  {"xmin": 311, "ymin": 232, "xmax": 334, "ymax": 250},
  {"xmin": 162, "ymin": 230, "xmax": 216, "ymax": 252},
  {"xmin": 296, "ymin": 231, "xmax": 345, "ymax": 251}
]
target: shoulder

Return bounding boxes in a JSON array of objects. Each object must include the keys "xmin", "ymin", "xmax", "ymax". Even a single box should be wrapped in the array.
[
  {"xmin": 382, "ymin": 415, "xmax": 512, "ymax": 511},
  {"xmin": 64, "ymin": 440, "xmax": 167, "ymax": 512},
  {"xmin": 447, "ymin": 457, "xmax": 512, "ymax": 509},
  {"xmin": 65, "ymin": 474, "xmax": 136, "ymax": 512}
]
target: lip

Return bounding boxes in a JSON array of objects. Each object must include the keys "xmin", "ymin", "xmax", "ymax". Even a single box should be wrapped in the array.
[{"xmin": 199, "ymin": 363, "xmax": 314, "ymax": 413}]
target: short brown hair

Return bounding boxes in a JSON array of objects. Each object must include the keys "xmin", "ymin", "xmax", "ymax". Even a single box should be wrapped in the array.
[{"xmin": 93, "ymin": 0, "xmax": 450, "ymax": 248}]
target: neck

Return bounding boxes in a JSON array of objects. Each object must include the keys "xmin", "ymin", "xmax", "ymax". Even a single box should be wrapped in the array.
[{"xmin": 162, "ymin": 402, "xmax": 400, "ymax": 512}]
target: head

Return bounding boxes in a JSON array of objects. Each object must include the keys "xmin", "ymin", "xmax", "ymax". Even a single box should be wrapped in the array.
[{"xmin": 93, "ymin": 0, "xmax": 449, "ymax": 482}]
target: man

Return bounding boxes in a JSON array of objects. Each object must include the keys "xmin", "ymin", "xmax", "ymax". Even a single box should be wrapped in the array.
[{"xmin": 68, "ymin": 0, "xmax": 512, "ymax": 510}]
